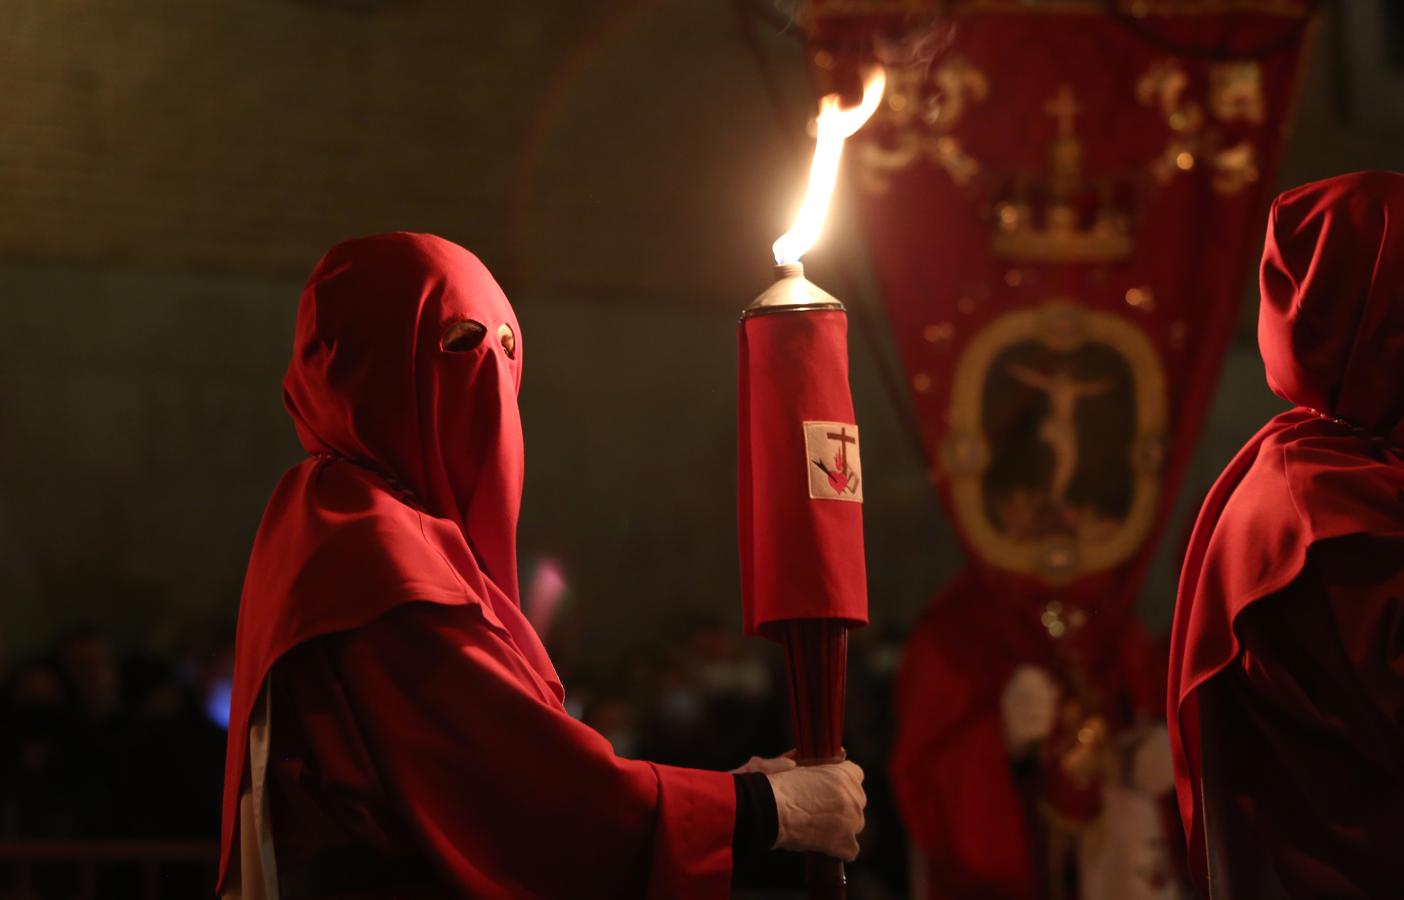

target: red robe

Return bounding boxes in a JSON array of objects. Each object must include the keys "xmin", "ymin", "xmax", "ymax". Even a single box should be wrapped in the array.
[
  {"xmin": 217, "ymin": 233, "xmax": 735, "ymax": 898},
  {"xmin": 267, "ymin": 601, "xmax": 733, "ymax": 899},
  {"xmin": 1169, "ymin": 171, "xmax": 1404, "ymax": 894},
  {"xmin": 1202, "ymin": 537, "xmax": 1404, "ymax": 895},
  {"xmin": 891, "ymin": 569, "xmax": 1166, "ymax": 899}
]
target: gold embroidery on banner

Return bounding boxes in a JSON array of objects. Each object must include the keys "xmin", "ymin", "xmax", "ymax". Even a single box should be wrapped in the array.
[
  {"xmin": 1211, "ymin": 141, "xmax": 1260, "ymax": 195},
  {"xmin": 989, "ymin": 85, "xmax": 1134, "ymax": 263},
  {"xmin": 931, "ymin": 58, "xmax": 990, "ymax": 127},
  {"xmin": 857, "ymin": 131, "xmax": 982, "ymax": 193},
  {"xmin": 1210, "ymin": 62, "xmax": 1266, "ymax": 123},
  {"xmin": 1137, "ymin": 60, "xmax": 1206, "ymax": 184},
  {"xmin": 931, "ymin": 136, "xmax": 981, "ymax": 185},
  {"xmin": 845, "ymin": 27, "xmax": 1275, "ymax": 201},
  {"xmin": 879, "ymin": 64, "xmax": 939, "ymax": 129},
  {"xmin": 941, "ymin": 301, "xmax": 1167, "ymax": 584},
  {"xmin": 855, "ymin": 57, "xmax": 987, "ymax": 193},
  {"xmin": 1138, "ymin": 58, "xmax": 1264, "ymax": 195},
  {"xmin": 856, "ymin": 137, "xmax": 925, "ymax": 194},
  {"xmin": 803, "ymin": 0, "xmax": 1310, "ymax": 20}
]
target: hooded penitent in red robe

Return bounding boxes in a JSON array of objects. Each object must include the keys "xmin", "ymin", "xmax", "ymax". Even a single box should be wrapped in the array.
[
  {"xmin": 1168, "ymin": 171, "xmax": 1404, "ymax": 895},
  {"xmin": 216, "ymin": 233, "xmax": 735, "ymax": 899}
]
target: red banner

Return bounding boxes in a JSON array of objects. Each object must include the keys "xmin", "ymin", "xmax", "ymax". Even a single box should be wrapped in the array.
[{"xmin": 800, "ymin": 1, "xmax": 1315, "ymax": 895}]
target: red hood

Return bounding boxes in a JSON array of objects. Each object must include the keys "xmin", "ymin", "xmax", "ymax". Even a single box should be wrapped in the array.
[{"xmin": 217, "ymin": 233, "xmax": 560, "ymax": 889}]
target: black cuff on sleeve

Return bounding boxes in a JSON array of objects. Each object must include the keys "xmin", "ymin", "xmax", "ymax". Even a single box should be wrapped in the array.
[{"xmin": 731, "ymin": 771, "xmax": 779, "ymax": 863}]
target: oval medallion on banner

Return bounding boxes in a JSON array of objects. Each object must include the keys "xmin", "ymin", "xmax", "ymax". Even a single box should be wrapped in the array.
[{"xmin": 942, "ymin": 301, "xmax": 1167, "ymax": 583}]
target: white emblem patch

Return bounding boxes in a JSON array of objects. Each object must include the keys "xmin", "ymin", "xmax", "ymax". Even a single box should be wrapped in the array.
[{"xmin": 804, "ymin": 421, "xmax": 863, "ymax": 502}]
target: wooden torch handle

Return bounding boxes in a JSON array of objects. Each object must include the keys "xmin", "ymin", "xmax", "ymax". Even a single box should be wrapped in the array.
[
  {"xmin": 803, "ymin": 851, "xmax": 847, "ymax": 900},
  {"xmin": 780, "ymin": 619, "xmax": 850, "ymax": 900}
]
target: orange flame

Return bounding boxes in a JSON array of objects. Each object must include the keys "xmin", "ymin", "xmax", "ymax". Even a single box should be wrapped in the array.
[{"xmin": 772, "ymin": 68, "xmax": 886, "ymax": 265}]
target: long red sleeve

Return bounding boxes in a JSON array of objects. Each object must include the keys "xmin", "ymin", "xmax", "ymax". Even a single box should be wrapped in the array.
[{"xmin": 267, "ymin": 601, "xmax": 736, "ymax": 899}]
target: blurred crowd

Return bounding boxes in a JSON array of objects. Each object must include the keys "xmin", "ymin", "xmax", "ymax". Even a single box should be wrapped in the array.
[
  {"xmin": 0, "ymin": 615, "xmax": 911, "ymax": 899},
  {"xmin": 0, "ymin": 626, "xmax": 232, "ymax": 842},
  {"xmin": 0, "ymin": 625, "xmax": 232, "ymax": 898}
]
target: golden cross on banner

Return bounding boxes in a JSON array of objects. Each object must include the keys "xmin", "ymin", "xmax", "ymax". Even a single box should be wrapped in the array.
[{"xmin": 1044, "ymin": 84, "xmax": 1082, "ymax": 137}]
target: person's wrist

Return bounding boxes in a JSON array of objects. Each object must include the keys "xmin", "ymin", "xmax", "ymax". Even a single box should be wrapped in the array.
[{"xmin": 763, "ymin": 769, "xmax": 790, "ymax": 850}]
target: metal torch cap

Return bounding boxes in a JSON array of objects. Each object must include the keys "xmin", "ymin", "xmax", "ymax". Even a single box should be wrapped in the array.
[{"xmin": 741, "ymin": 262, "xmax": 845, "ymax": 320}]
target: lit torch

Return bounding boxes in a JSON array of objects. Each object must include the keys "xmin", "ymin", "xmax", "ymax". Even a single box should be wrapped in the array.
[{"xmin": 738, "ymin": 68, "xmax": 884, "ymax": 899}]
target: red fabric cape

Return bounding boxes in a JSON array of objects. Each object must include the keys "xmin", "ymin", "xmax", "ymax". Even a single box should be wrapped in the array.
[
  {"xmin": 217, "ymin": 233, "xmax": 561, "ymax": 889},
  {"xmin": 1168, "ymin": 171, "xmax": 1404, "ymax": 885}
]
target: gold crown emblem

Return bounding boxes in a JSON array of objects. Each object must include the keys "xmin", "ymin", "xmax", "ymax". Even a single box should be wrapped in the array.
[{"xmin": 989, "ymin": 85, "xmax": 1134, "ymax": 264}]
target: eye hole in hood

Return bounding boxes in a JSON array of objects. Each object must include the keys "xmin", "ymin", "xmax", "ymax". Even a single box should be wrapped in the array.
[
  {"xmin": 497, "ymin": 322, "xmax": 516, "ymax": 359},
  {"xmin": 442, "ymin": 320, "xmax": 487, "ymax": 353}
]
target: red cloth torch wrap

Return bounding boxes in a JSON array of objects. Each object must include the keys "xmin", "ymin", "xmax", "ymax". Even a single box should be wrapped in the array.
[{"xmin": 738, "ymin": 307, "xmax": 869, "ymax": 637}]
